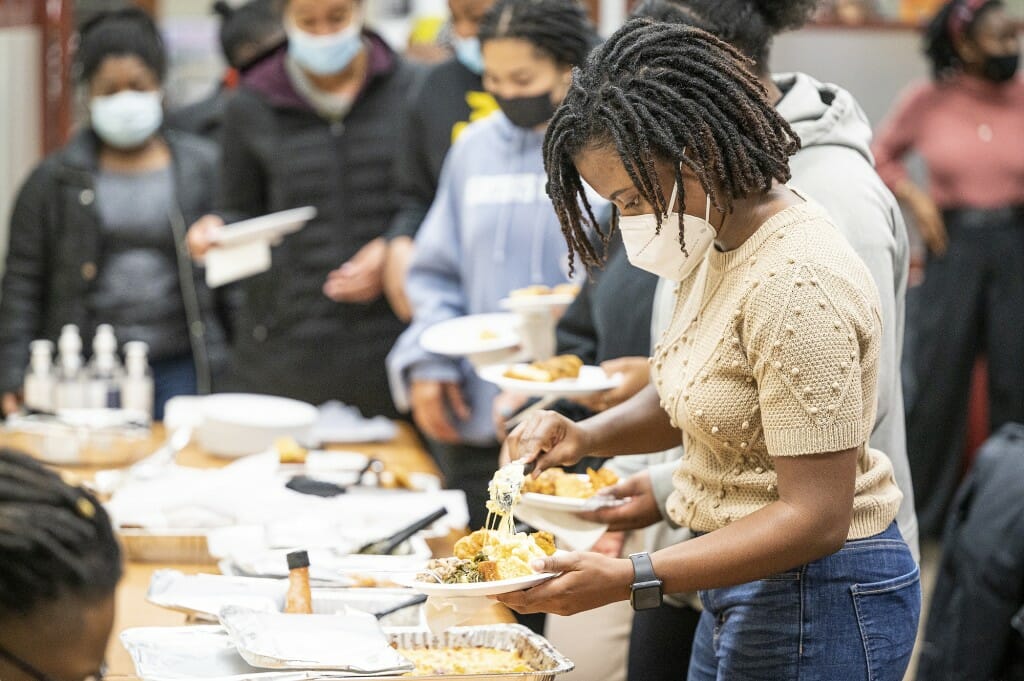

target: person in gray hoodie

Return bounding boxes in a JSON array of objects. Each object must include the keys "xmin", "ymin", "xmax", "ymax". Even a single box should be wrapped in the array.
[
  {"xmin": 386, "ymin": 0, "xmax": 600, "ymax": 529},
  {"xmin": 584, "ymin": 2, "xmax": 916, "ymax": 678}
]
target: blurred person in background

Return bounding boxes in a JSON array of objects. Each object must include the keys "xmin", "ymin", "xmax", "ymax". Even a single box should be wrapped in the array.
[
  {"xmin": 387, "ymin": 0, "xmax": 599, "ymax": 529},
  {"xmin": 0, "ymin": 448, "xmax": 122, "ymax": 681},
  {"xmin": 383, "ymin": 0, "xmax": 499, "ymax": 322},
  {"xmin": 187, "ymin": 0, "xmax": 420, "ymax": 416},
  {"xmin": 166, "ymin": 0, "xmax": 285, "ymax": 143},
  {"xmin": 0, "ymin": 9, "xmax": 228, "ymax": 420},
  {"xmin": 873, "ymin": 0, "xmax": 1024, "ymax": 539}
]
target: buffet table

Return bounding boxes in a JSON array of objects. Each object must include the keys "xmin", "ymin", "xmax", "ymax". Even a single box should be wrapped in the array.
[{"xmin": 1, "ymin": 422, "xmax": 514, "ymax": 678}]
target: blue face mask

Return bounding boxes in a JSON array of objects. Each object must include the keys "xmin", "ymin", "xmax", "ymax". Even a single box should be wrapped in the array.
[
  {"xmin": 453, "ymin": 35, "xmax": 484, "ymax": 75},
  {"xmin": 287, "ymin": 20, "xmax": 363, "ymax": 76}
]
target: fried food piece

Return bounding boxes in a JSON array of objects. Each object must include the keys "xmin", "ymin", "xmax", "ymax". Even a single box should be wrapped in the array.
[
  {"xmin": 521, "ymin": 468, "xmax": 564, "ymax": 495},
  {"xmin": 276, "ymin": 437, "xmax": 308, "ymax": 464},
  {"xmin": 587, "ymin": 467, "xmax": 619, "ymax": 492},
  {"xmin": 503, "ymin": 355, "xmax": 583, "ymax": 383},
  {"xmin": 454, "ymin": 529, "xmax": 493, "ymax": 560},
  {"xmin": 478, "ymin": 558, "xmax": 532, "ymax": 581},
  {"xmin": 554, "ymin": 474, "xmax": 593, "ymax": 499},
  {"xmin": 531, "ymin": 531, "xmax": 556, "ymax": 556}
]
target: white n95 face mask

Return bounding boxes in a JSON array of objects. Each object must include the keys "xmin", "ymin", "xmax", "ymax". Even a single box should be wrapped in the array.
[
  {"xmin": 618, "ymin": 178, "xmax": 717, "ymax": 282},
  {"xmin": 90, "ymin": 90, "xmax": 163, "ymax": 150}
]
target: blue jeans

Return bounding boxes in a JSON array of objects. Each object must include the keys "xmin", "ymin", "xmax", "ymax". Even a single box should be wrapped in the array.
[
  {"xmin": 151, "ymin": 354, "xmax": 197, "ymax": 421},
  {"xmin": 688, "ymin": 523, "xmax": 920, "ymax": 681}
]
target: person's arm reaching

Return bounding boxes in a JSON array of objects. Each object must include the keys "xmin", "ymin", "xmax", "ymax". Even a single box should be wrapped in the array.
[{"xmin": 504, "ymin": 382, "xmax": 681, "ymax": 469}]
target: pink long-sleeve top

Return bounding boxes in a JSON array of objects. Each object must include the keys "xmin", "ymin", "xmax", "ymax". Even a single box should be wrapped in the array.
[{"xmin": 872, "ymin": 74, "xmax": 1024, "ymax": 210}]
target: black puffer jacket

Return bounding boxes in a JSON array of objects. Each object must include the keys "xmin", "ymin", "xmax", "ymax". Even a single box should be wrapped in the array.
[
  {"xmin": 0, "ymin": 130, "xmax": 229, "ymax": 396},
  {"xmin": 215, "ymin": 36, "xmax": 419, "ymax": 416}
]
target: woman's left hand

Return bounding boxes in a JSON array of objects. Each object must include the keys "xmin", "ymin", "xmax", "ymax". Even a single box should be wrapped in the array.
[
  {"xmin": 496, "ymin": 551, "xmax": 632, "ymax": 616},
  {"xmin": 574, "ymin": 356, "xmax": 651, "ymax": 412}
]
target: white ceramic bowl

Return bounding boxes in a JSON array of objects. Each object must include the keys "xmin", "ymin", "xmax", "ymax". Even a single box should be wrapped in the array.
[{"xmin": 195, "ymin": 393, "xmax": 318, "ymax": 458}]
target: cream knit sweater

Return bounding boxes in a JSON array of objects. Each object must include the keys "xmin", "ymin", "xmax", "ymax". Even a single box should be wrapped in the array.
[{"xmin": 650, "ymin": 202, "xmax": 902, "ymax": 539}]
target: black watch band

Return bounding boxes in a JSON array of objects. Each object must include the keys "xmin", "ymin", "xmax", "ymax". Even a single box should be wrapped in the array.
[{"xmin": 628, "ymin": 552, "xmax": 663, "ymax": 611}]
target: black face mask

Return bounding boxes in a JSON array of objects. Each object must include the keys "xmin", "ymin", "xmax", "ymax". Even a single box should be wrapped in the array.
[
  {"xmin": 495, "ymin": 92, "xmax": 557, "ymax": 129},
  {"xmin": 981, "ymin": 53, "xmax": 1020, "ymax": 83}
]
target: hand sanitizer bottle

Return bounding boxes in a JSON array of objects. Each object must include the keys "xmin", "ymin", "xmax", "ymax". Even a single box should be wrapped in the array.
[
  {"xmin": 121, "ymin": 341, "xmax": 154, "ymax": 421},
  {"xmin": 23, "ymin": 340, "xmax": 56, "ymax": 413},
  {"xmin": 54, "ymin": 325, "xmax": 86, "ymax": 411},
  {"xmin": 87, "ymin": 325, "xmax": 123, "ymax": 408}
]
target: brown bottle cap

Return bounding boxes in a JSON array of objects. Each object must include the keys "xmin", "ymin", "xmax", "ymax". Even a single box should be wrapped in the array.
[{"xmin": 286, "ymin": 550, "xmax": 310, "ymax": 570}]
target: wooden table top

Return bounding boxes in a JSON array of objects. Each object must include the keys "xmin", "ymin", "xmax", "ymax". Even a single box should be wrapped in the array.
[{"xmin": 0, "ymin": 422, "xmax": 512, "ymax": 678}]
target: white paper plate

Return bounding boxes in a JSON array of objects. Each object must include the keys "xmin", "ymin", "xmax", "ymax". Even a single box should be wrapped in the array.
[
  {"xmin": 420, "ymin": 314, "xmax": 520, "ymax": 357},
  {"xmin": 393, "ymin": 568, "xmax": 559, "ymax": 597},
  {"xmin": 213, "ymin": 207, "xmax": 316, "ymax": 247},
  {"xmin": 219, "ymin": 607, "xmax": 413, "ymax": 673},
  {"xmin": 477, "ymin": 365, "xmax": 622, "ymax": 397},
  {"xmin": 519, "ymin": 492, "xmax": 628, "ymax": 513},
  {"xmin": 499, "ymin": 294, "xmax": 577, "ymax": 312}
]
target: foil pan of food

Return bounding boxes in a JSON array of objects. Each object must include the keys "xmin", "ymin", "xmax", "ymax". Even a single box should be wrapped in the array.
[{"xmin": 120, "ymin": 624, "xmax": 574, "ymax": 680}]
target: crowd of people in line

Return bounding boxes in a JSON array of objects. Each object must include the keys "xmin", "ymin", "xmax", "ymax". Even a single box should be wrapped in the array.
[{"xmin": 1, "ymin": 0, "xmax": 1022, "ymax": 679}]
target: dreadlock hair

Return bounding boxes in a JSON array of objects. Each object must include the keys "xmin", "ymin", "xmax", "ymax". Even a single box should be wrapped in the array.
[
  {"xmin": 478, "ymin": 0, "xmax": 598, "ymax": 68},
  {"xmin": 544, "ymin": 19, "xmax": 799, "ymax": 272},
  {"xmin": 924, "ymin": 0, "xmax": 1002, "ymax": 80},
  {"xmin": 0, "ymin": 449, "xmax": 122, "ymax": 618},
  {"xmin": 213, "ymin": 0, "xmax": 284, "ymax": 70},
  {"xmin": 75, "ymin": 7, "xmax": 167, "ymax": 85},
  {"xmin": 630, "ymin": 0, "xmax": 821, "ymax": 70}
]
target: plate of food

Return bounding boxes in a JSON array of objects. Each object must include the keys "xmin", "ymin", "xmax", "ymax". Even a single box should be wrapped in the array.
[
  {"xmin": 520, "ymin": 468, "xmax": 626, "ymax": 512},
  {"xmin": 394, "ymin": 528, "xmax": 561, "ymax": 597},
  {"xmin": 478, "ymin": 355, "xmax": 622, "ymax": 396},
  {"xmin": 500, "ymin": 284, "xmax": 580, "ymax": 313},
  {"xmin": 420, "ymin": 313, "xmax": 521, "ymax": 358}
]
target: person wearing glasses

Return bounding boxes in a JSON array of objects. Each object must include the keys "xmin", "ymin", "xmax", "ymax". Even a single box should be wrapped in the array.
[{"xmin": 0, "ymin": 449, "xmax": 122, "ymax": 681}]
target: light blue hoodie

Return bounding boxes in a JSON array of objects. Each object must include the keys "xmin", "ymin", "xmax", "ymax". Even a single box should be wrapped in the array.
[{"xmin": 387, "ymin": 113, "xmax": 603, "ymax": 445}]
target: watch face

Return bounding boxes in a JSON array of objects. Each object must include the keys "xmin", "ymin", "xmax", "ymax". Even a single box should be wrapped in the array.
[{"xmin": 631, "ymin": 584, "xmax": 662, "ymax": 611}]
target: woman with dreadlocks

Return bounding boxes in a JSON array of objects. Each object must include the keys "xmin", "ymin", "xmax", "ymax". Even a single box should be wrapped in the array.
[
  {"xmin": 873, "ymin": 0, "xmax": 1024, "ymax": 540},
  {"xmin": 501, "ymin": 20, "xmax": 919, "ymax": 680},
  {"xmin": 0, "ymin": 449, "xmax": 122, "ymax": 680}
]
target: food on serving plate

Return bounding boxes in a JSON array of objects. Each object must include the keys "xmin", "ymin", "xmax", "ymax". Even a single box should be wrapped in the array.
[
  {"xmin": 521, "ymin": 467, "xmax": 619, "ymax": 498},
  {"xmin": 509, "ymin": 284, "xmax": 553, "ymax": 298},
  {"xmin": 417, "ymin": 464, "xmax": 556, "ymax": 584},
  {"xmin": 275, "ymin": 437, "xmax": 308, "ymax": 465},
  {"xmin": 285, "ymin": 550, "xmax": 313, "ymax": 614},
  {"xmin": 478, "ymin": 328, "xmax": 500, "ymax": 341},
  {"xmin": 420, "ymin": 529, "xmax": 556, "ymax": 584},
  {"xmin": 502, "ymin": 355, "xmax": 583, "ymax": 383},
  {"xmin": 397, "ymin": 646, "xmax": 532, "ymax": 675}
]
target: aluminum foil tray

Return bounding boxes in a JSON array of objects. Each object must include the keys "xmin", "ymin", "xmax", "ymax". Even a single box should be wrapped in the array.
[{"xmin": 121, "ymin": 624, "xmax": 573, "ymax": 681}]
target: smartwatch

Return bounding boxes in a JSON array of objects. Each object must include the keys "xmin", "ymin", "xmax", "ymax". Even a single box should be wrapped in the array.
[{"xmin": 628, "ymin": 552, "xmax": 663, "ymax": 611}]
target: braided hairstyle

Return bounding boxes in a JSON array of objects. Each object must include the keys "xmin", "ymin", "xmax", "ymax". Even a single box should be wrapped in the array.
[
  {"xmin": 630, "ymin": 0, "xmax": 821, "ymax": 70},
  {"xmin": 924, "ymin": 0, "xmax": 1002, "ymax": 80},
  {"xmin": 544, "ymin": 19, "xmax": 799, "ymax": 271},
  {"xmin": 478, "ymin": 0, "xmax": 598, "ymax": 67},
  {"xmin": 0, "ymin": 449, "xmax": 121, "ymax": 617},
  {"xmin": 75, "ymin": 8, "xmax": 167, "ymax": 85}
]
